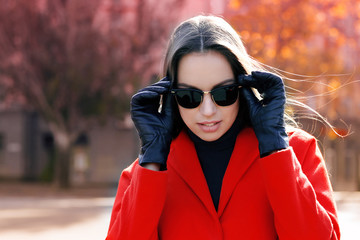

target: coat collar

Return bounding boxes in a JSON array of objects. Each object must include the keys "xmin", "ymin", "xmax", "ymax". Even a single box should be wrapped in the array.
[{"xmin": 167, "ymin": 127, "xmax": 260, "ymax": 218}]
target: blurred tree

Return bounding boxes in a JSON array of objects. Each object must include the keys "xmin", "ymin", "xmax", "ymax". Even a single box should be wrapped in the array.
[
  {"xmin": 0, "ymin": 0, "xmax": 184, "ymax": 187},
  {"xmin": 225, "ymin": 0, "xmax": 360, "ymax": 126},
  {"xmin": 226, "ymin": 0, "xmax": 359, "ymax": 73}
]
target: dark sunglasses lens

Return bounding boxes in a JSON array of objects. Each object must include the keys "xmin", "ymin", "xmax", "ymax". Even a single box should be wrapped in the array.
[
  {"xmin": 212, "ymin": 86, "xmax": 238, "ymax": 106},
  {"xmin": 175, "ymin": 90, "xmax": 202, "ymax": 108}
]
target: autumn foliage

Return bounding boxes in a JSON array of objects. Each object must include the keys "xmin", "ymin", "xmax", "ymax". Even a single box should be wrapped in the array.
[
  {"xmin": 226, "ymin": 0, "xmax": 360, "ymax": 74},
  {"xmin": 225, "ymin": 0, "xmax": 360, "ymax": 128}
]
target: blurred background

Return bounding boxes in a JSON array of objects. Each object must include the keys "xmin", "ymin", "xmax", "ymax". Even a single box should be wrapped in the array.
[{"xmin": 0, "ymin": 0, "xmax": 359, "ymax": 239}]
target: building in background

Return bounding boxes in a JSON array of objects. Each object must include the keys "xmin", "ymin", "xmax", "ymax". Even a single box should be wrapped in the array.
[{"xmin": 0, "ymin": 108, "xmax": 138, "ymax": 185}]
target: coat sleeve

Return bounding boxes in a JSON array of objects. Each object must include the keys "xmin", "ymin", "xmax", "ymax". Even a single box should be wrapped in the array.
[
  {"xmin": 259, "ymin": 130, "xmax": 340, "ymax": 240},
  {"xmin": 106, "ymin": 160, "xmax": 167, "ymax": 240}
]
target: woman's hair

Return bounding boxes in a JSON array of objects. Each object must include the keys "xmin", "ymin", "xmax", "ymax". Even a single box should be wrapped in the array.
[
  {"xmin": 163, "ymin": 15, "xmax": 332, "ymax": 137},
  {"xmin": 163, "ymin": 15, "xmax": 261, "ymax": 81}
]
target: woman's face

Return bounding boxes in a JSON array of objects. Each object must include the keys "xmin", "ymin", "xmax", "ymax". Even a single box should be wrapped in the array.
[{"xmin": 176, "ymin": 50, "xmax": 239, "ymax": 142}]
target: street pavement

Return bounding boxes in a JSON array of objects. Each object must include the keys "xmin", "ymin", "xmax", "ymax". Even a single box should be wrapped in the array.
[
  {"xmin": 334, "ymin": 191, "xmax": 360, "ymax": 240},
  {"xmin": 0, "ymin": 182, "xmax": 114, "ymax": 240},
  {"xmin": 0, "ymin": 182, "xmax": 359, "ymax": 240}
]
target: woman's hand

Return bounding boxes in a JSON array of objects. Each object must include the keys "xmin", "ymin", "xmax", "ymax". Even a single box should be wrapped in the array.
[
  {"xmin": 238, "ymin": 71, "xmax": 289, "ymax": 157},
  {"xmin": 131, "ymin": 77, "xmax": 174, "ymax": 169}
]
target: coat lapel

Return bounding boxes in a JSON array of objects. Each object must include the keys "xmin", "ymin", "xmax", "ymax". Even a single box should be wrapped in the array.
[
  {"xmin": 217, "ymin": 128, "xmax": 260, "ymax": 216},
  {"xmin": 167, "ymin": 128, "xmax": 260, "ymax": 218},
  {"xmin": 167, "ymin": 131, "xmax": 217, "ymax": 216}
]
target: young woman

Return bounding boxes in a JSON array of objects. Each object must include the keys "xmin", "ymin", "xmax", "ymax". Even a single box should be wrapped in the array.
[{"xmin": 106, "ymin": 15, "xmax": 340, "ymax": 240}]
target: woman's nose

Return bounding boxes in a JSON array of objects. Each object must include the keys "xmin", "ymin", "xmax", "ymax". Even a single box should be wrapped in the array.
[{"xmin": 199, "ymin": 93, "xmax": 217, "ymax": 116}]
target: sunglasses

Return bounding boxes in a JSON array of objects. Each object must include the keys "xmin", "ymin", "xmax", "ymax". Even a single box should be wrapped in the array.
[{"xmin": 171, "ymin": 84, "xmax": 241, "ymax": 109}]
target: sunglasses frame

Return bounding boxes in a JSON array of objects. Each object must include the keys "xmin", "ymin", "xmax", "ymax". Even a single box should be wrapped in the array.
[{"xmin": 171, "ymin": 83, "xmax": 242, "ymax": 109}]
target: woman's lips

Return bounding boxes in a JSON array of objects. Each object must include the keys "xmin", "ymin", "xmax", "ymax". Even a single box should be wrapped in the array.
[{"xmin": 198, "ymin": 121, "xmax": 221, "ymax": 133}]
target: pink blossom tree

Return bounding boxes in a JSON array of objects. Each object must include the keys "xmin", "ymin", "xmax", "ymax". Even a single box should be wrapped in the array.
[{"xmin": 0, "ymin": 0, "xmax": 184, "ymax": 187}]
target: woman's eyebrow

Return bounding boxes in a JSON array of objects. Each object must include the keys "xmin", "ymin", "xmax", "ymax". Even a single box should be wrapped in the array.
[
  {"xmin": 176, "ymin": 83, "xmax": 194, "ymax": 88},
  {"xmin": 177, "ymin": 78, "xmax": 235, "ymax": 89},
  {"xmin": 212, "ymin": 79, "xmax": 235, "ymax": 88}
]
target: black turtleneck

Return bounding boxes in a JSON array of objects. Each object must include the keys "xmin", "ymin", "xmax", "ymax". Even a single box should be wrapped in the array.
[{"xmin": 187, "ymin": 115, "xmax": 243, "ymax": 211}]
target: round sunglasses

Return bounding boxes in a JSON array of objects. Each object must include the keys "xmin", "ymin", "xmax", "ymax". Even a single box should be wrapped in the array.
[{"xmin": 171, "ymin": 84, "xmax": 241, "ymax": 109}]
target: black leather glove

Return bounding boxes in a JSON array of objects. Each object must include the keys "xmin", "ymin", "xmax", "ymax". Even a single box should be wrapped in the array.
[
  {"xmin": 130, "ymin": 77, "xmax": 174, "ymax": 168},
  {"xmin": 238, "ymin": 71, "xmax": 289, "ymax": 157}
]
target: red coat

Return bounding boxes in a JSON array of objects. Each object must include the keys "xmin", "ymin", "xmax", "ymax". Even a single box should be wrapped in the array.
[{"xmin": 106, "ymin": 128, "xmax": 340, "ymax": 240}]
